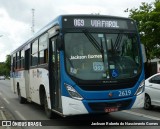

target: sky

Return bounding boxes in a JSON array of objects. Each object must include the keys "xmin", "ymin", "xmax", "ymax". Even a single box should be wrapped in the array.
[{"xmin": 0, "ymin": 0, "xmax": 154, "ymax": 62}]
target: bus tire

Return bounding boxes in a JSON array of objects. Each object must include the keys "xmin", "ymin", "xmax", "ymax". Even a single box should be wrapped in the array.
[
  {"xmin": 44, "ymin": 92, "xmax": 53, "ymax": 119},
  {"xmin": 17, "ymin": 86, "xmax": 26, "ymax": 104}
]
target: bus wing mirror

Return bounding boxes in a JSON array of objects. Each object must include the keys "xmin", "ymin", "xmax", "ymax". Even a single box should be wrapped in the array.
[{"xmin": 141, "ymin": 44, "xmax": 147, "ymax": 63}]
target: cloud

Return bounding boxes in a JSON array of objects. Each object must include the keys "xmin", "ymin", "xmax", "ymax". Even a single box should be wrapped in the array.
[
  {"xmin": 0, "ymin": 0, "xmax": 154, "ymax": 62},
  {"xmin": 0, "ymin": 8, "xmax": 31, "ymax": 62}
]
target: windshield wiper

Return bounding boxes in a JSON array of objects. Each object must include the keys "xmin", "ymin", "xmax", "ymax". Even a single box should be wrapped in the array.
[
  {"xmin": 83, "ymin": 29, "xmax": 104, "ymax": 61},
  {"xmin": 114, "ymin": 33, "xmax": 122, "ymax": 51}
]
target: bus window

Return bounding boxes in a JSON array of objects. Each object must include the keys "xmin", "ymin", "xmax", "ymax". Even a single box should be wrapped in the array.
[
  {"xmin": 39, "ymin": 49, "xmax": 48, "ymax": 64},
  {"xmin": 39, "ymin": 33, "xmax": 48, "ymax": 64},
  {"xmin": 20, "ymin": 50, "xmax": 24, "ymax": 68},
  {"xmin": 65, "ymin": 33, "xmax": 141, "ymax": 80},
  {"xmin": 31, "ymin": 40, "xmax": 38, "ymax": 66},
  {"xmin": 16, "ymin": 51, "xmax": 21, "ymax": 69},
  {"xmin": 39, "ymin": 33, "xmax": 48, "ymax": 51}
]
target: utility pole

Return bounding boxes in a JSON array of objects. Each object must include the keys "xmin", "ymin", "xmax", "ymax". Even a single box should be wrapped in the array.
[{"xmin": 31, "ymin": 8, "xmax": 35, "ymax": 34}]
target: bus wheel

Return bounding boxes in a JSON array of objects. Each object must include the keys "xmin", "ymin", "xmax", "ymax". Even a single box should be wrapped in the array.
[
  {"xmin": 17, "ymin": 87, "xmax": 26, "ymax": 104},
  {"xmin": 44, "ymin": 93, "xmax": 53, "ymax": 119},
  {"xmin": 144, "ymin": 94, "xmax": 152, "ymax": 110}
]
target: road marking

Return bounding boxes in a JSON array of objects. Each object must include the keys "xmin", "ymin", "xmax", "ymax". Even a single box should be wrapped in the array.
[
  {"xmin": 0, "ymin": 92, "xmax": 10, "ymax": 104},
  {"xmin": 0, "ymin": 110, "xmax": 11, "ymax": 129},
  {"xmin": 15, "ymin": 110, "xmax": 26, "ymax": 120},
  {"xmin": 0, "ymin": 110, "xmax": 7, "ymax": 120},
  {"xmin": 3, "ymin": 98, "xmax": 10, "ymax": 104},
  {"xmin": 122, "ymin": 110, "xmax": 160, "ymax": 120}
]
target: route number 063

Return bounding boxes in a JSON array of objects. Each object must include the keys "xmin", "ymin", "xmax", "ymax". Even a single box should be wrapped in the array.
[{"xmin": 119, "ymin": 90, "xmax": 131, "ymax": 97}]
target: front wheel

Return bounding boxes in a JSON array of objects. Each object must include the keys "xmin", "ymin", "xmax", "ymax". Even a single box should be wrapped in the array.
[
  {"xmin": 44, "ymin": 93, "xmax": 53, "ymax": 119},
  {"xmin": 144, "ymin": 94, "xmax": 152, "ymax": 110}
]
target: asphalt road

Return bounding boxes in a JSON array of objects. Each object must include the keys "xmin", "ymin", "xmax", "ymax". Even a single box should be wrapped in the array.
[{"xmin": 0, "ymin": 80, "xmax": 160, "ymax": 129}]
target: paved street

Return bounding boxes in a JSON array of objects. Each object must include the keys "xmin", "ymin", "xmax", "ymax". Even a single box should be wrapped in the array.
[
  {"xmin": 0, "ymin": 80, "xmax": 160, "ymax": 129},
  {"xmin": 0, "ymin": 92, "xmax": 22, "ymax": 129},
  {"xmin": 1, "ymin": 1, "xmax": 160, "ymax": 129}
]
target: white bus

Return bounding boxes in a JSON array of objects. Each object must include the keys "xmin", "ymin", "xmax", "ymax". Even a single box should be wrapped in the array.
[{"xmin": 11, "ymin": 14, "xmax": 145, "ymax": 118}]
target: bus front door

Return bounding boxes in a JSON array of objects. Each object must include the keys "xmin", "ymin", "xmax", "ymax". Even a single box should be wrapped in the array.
[{"xmin": 49, "ymin": 38, "xmax": 62, "ymax": 112}]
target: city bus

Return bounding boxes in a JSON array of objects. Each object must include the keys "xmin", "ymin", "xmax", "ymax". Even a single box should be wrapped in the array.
[{"xmin": 10, "ymin": 14, "xmax": 145, "ymax": 118}]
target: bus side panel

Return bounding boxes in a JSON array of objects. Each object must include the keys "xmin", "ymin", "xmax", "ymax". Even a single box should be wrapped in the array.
[
  {"xmin": 24, "ymin": 70, "xmax": 30, "ymax": 100},
  {"xmin": 11, "ymin": 71, "xmax": 26, "ymax": 98},
  {"xmin": 29, "ymin": 68, "xmax": 41, "ymax": 104},
  {"xmin": 29, "ymin": 68, "xmax": 50, "ymax": 107},
  {"xmin": 17, "ymin": 71, "xmax": 26, "ymax": 98}
]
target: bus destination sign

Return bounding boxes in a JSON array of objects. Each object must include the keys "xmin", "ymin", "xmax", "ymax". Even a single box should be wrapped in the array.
[
  {"xmin": 74, "ymin": 19, "xmax": 120, "ymax": 28},
  {"xmin": 62, "ymin": 17, "xmax": 135, "ymax": 30}
]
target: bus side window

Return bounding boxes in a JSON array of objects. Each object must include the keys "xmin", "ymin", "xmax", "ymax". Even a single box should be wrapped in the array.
[
  {"xmin": 39, "ymin": 33, "xmax": 48, "ymax": 65},
  {"xmin": 20, "ymin": 49, "xmax": 25, "ymax": 69},
  {"xmin": 31, "ymin": 40, "xmax": 38, "ymax": 66},
  {"xmin": 39, "ymin": 50, "xmax": 48, "ymax": 64}
]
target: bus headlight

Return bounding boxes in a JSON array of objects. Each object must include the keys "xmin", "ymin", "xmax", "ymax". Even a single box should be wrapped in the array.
[
  {"xmin": 135, "ymin": 80, "xmax": 145, "ymax": 96},
  {"xmin": 64, "ymin": 83, "xmax": 83, "ymax": 100}
]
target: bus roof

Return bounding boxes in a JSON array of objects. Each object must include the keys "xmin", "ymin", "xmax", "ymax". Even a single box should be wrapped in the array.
[{"xmin": 11, "ymin": 14, "xmax": 134, "ymax": 55}]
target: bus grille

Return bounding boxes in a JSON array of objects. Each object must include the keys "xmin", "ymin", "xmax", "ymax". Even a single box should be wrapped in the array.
[
  {"xmin": 79, "ymin": 81, "xmax": 136, "ymax": 91},
  {"xmin": 88, "ymin": 99, "xmax": 132, "ymax": 112}
]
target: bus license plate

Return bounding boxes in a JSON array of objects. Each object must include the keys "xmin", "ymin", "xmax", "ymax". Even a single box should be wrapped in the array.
[{"xmin": 105, "ymin": 107, "xmax": 118, "ymax": 113}]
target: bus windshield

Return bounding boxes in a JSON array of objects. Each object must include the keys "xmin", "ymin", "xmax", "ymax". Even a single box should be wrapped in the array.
[{"xmin": 64, "ymin": 32, "xmax": 142, "ymax": 81}]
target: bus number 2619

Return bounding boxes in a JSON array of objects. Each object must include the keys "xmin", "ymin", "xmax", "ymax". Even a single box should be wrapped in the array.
[{"xmin": 119, "ymin": 90, "xmax": 131, "ymax": 97}]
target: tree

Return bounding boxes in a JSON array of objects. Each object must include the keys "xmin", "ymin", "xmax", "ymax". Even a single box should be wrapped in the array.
[
  {"xmin": 0, "ymin": 62, "xmax": 5, "ymax": 75},
  {"xmin": 5, "ymin": 55, "xmax": 11, "ymax": 77},
  {"xmin": 125, "ymin": 0, "xmax": 160, "ymax": 61},
  {"xmin": 0, "ymin": 55, "xmax": 11, "ymax": 77}
]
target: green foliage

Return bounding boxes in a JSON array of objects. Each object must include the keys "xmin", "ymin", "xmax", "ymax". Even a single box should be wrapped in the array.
[
  {"xmin": 0, "ymin": 55, "xmax": 11, "ymax": 77},
  {"xmin": 125, "ymin": 0, "xmax": 160, "ymax": 61}
]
